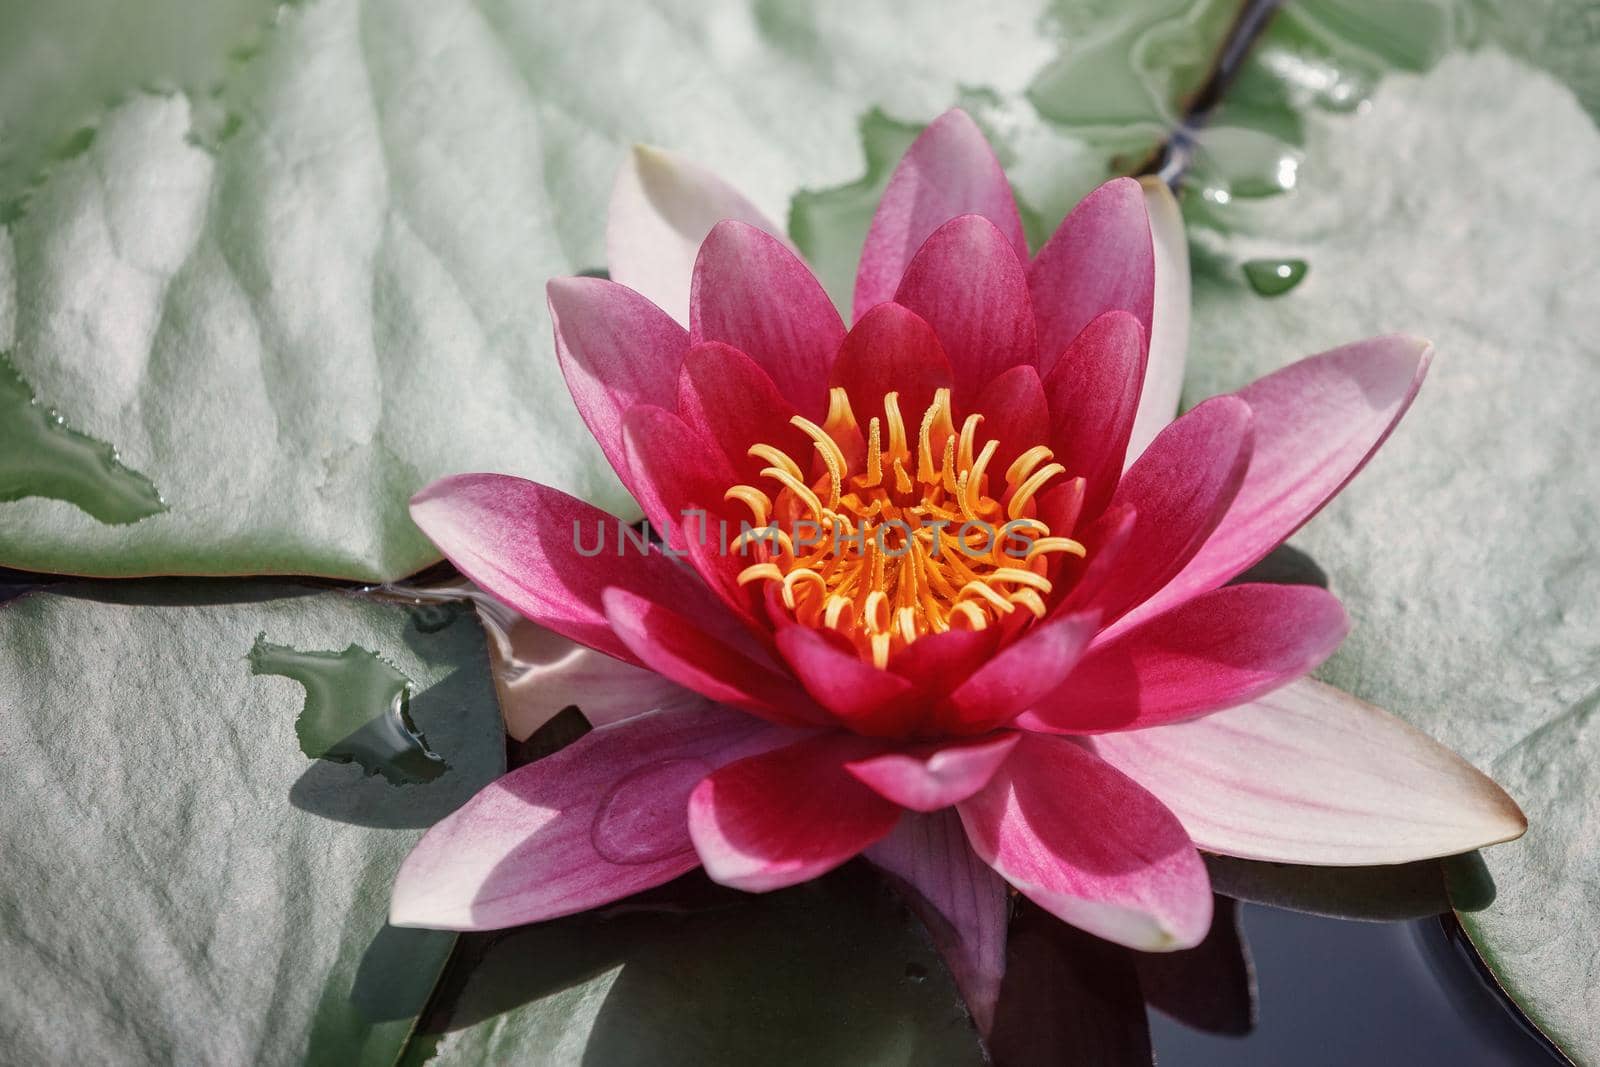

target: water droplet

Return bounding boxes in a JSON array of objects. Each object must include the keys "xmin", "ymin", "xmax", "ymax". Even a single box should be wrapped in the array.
[
  {"xmin": 0, "ymin": 352, "xmax": 167, "ymax": 524},
  {"xmin": 248, "ymin": 635, "xmax": 447, "ymax": 784},
  {"xmin": 591, "ymin": 758, "xmax": 712, "ymax": 864},
  {"xmin": 1243, "ymin": 258, "xmax": 1309, "ymax": 296}
]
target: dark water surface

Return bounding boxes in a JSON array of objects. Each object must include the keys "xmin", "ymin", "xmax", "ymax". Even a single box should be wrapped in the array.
[{"xmin": 1152, "ymin": 904, "xmax": 1564, "ymax": 1065}]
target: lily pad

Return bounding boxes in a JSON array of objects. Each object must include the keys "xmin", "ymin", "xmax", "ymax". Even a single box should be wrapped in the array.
[
  {"xmin": 0, "ymin": 582, "xmax": 505, "ymax": 1064},
  {"xmin": 0, "ymin": 0, "xmax": 1075, "ymax": 580},
  {"xmin": 1179, "ymin": 48, "xmax": 1600, "ymax": 1062},
  {"xmin": 415, "ymin": 865, "xmax": 984, "ymax": 1066}
]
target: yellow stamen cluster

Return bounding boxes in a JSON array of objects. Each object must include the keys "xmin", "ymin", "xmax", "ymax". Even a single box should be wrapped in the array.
[{"xmin": 726, "ymin": 385, "xmax": 1085, "ymax": 667}]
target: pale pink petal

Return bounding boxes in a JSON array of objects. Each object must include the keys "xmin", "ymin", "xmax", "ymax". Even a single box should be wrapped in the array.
[
  {"xmin": 957, "ymin": 734, "xmax": 1213, "ymax": 950},
  {"xmin": 1022, "ymin": 584, "xmax": 1348, "ymax": 734},
  {"xmin": 607, "ymin": 144, "xmax": 789, "ymax": 325},
  {"xmin": 548, "ymin": 276, "xmax": 687, "ymax": 495},
  {"xmin": 943, "ymin": 611, "xmax": 1101, "ymax": 732},
  {"xmin": 866, "ymin": 810, "xmax": 1009, "ymax": 1035},
  {"xmin": 1115, "ymin": 336, "xmax": 1433, "ymax": 634},
  {"xmin": 482, "ymin": 611, "xmax": 699, "ymax": 740},
  {"xmin": 1030, "ymin": 178, "xmax": 1154, "ymax": 378},
  {"xmin": 1090, "ymin": 678, "xmax": 1528, "ymax": 865},
  {"xmin": 1124, "ymin": 176, "xmax": 1191, "ymax": 465},
  {"xmin": 688, "ymin": 734, "xmax": 902, "ymax": 891},
  {"xmin": 410, "ymin": 475, "xmax": 730, "ymax": 666},
  {"xmin": 691, "ymin": 221, "xmax": 844, "ymax": 420},
  {"xmin": 1042, "ymin": 309, "xmax": 1146, "ymax": 518},
  {"xmin": 893, "ymin": 213, "xmax": 1037, "ymax": 402},
  {"xmin": 846, "ymin": 733, "xmax": 1021, "ymax": 812},
  {"xmin": 1076, "ymin": 396, "xmax": 1253, "ymax": 625},
  {"xmin": 854, "ymin": 109, "xmax": 1026, "ymax": 321},
  {"xmin": 602, "ymin": 587, "xmax": 825, "ymax": 728},
  {"xmin": 390, "ymin": 704, "xmax": 795, "ymax": 929}
]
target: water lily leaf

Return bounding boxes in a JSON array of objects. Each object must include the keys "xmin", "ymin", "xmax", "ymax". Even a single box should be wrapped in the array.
[
  {"xmin": 1180, "ymin": 48, "xmax": 1600, "ymax": 1062},
  {"xmin": 0, "ymin": 0, "xmax": 1070, "ymax": 580},
  {"xmin": 413, "ymin": 864, "xmax": 985, "ymax": 1066},
  {"xmin": 0, "ymin": 582, "xmax": 505, "ymax": 1064}
]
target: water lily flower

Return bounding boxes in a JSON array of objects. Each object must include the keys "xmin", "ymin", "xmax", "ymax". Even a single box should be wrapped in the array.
[{"xmin": 390, "ymin": 110, "xmax": 1525, "ymax": 1033}]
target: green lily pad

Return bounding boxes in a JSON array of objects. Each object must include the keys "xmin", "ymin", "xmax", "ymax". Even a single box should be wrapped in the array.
[
  {"xmin": 414, "ymin": 865, "xmax": 983, "ymax": 1066},
  {"xmin": 0, "ymin": 582, "xmax": 505, "ymax": 1064},
  {"xmin": 1179, "ymin": 47, "xmax": 1600, "ymax": 1062},
  {"xmin": 0, "ymin": 0, "xmax": 1077, "ymax": 580}
]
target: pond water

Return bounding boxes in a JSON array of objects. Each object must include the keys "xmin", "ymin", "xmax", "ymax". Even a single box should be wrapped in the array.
[{"xmin": 1154, "ymin": 904, "xmax": 1564, "ymax": 1064}]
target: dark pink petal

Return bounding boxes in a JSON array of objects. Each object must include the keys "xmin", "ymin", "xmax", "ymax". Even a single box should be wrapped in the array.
[
  {"xmin": 620, "ymin": 405, "xmax": 747, "ymax": 602},
  {"xmin": 607, "ymin": 144, "xmax": 788, "ymax": 326},
  {"xmin": 773, "ymin": 623, "xmax": 921, "ymax": 737},
  {"xmin": 888, "ymin": 628, "xmax": 1002, "ymax": 705},
  {"xmin": 829, "ymin": 302, "xmax": 955, "ymax": 420},
  {"xmin": 602, "ymin": 588, "xmax": 825, "ymax": 729},
  {"xmin": 854, "ymin": 109, "xmax": 1027, "ymax": 321},
  {"xmin": 1043, "ymin": 310, "xmax": 1147, "ymax": 518},
  {"xmin": 1021, "ymin": 584, "xmax": 1349, "ymax": 734},
  {"xmin": 390, "ymin": 704, "xmax": 795, "ymax": 929},
  {"xmin": 970, "ymin": 364, "xmax": 1050, "ymax": 484},
  {"xmin": 866, "ymin": 810, "xmax": 1009, "ymax": 1035},
  {"xmin": 410, "ymin": 475, "xmax": 728, "ymax": 666},
  {"xmin": 688, "ymin": 734, "xmax": 903, "ymax": 891},
  {"xmin": 957, "ymin": 733, "xmax": 1213, "ymax": 950},
  {"xmin": 846, "ymin": 733, "xmax": 1020, "ymax": 812},
  {"xmin": 548, "ymin": 276, "xmax": 687, "ymax": 493},
  {"xmin": 1051, "ymin": 503, "xmax": 1137, "ymax": 617},
  {"xmin": 1077, "ymin": 396, "xmax": 1253, "ymax": 626},
  {"xmin": 894, "ymin": 214, "xmax": 1037, "ymax": 402},
  {"xmin": 677, "ymin": 341, "xmax": 810, "ymax": 487},
  {"xmin": 1090, "ymin": 678, "xmax": 1527, "ymax": 865},
  {"xmin": 1030, "ymin": 178, "xmax": 1154, "ymax": 378},
  {"xmin": 1115, "ymin": 336, "xmax": 1433, "ymax": 634},
  {"xmin": 691, "ymin": 220, "xmax": 844, "ymax": 421},
  {"xmin": 943, "ymin": 611, "xmax": 1101, "ymax": 732}
]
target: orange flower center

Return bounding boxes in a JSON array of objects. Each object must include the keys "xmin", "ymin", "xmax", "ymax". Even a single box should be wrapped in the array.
[{"xmin": 725, "ymin": 386, "xmax": 1085, "ymax": 667}]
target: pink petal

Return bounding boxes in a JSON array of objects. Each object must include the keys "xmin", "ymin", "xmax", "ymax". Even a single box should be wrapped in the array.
[
  {"xmin": 829, "ymin": 301, "xmax": 954, "ymax": 420},
  {"xmin": 773, "ymin": 623, "xmax": 921, "ymax": 737},
  {"xmin": 1030, "ymin": 177, "xmax": 1155, "ymax": 378},
  {"xmin": 888, "ymin": 628, "xmax": 1002, "ymax": 706},
  {"xmin": 548, "ymin": 276, "xmax": 687, "ymax": 495},
  {"xmin": 1043, "ymin": 310, "xmax": 1147, "ymax": 518},
  {"xmin": 970, "ymin": 364, "xmax": 1050, "ymax": 486},
  {"xmin": 1077, "ymin": 395, "xmax": 1253, "ymax": 626},
  {"xmin": 943, "ymin": 611, "xmax": 1101, "ymax": 732},
  {"xmin": 957, "ymin": 733, "xmax": 1213, "ymax": 950},
  {"xmin": 1115, "ymin": 336, "xmax": 1433, "ymax": 634},
  {"xmin": 691, "ymin": 220, "xmax": 843, "ymax": 421},
  {"xmin": 619, "ymin": 404, "xmax": 736, "ymax": 539},
  {"xmin": 893, "ymin": 213, "xmax": 1037, "ymax": 402},
  {"xmin": 1021, "ymin": 584, "xmax": 1349, "ymax": 734},
  {"xmin": 677, "ymin": 341, "xmax": 810, "ymax": 487},
  {"xmin": 1051, "ymin": 502, "xmax": 1138, "ymax": 617},
  {"xmin": 1090, "ymin": 678, "xmax": 1527, "ymax": 865},
  {"xmin": 602, "ymin": 587, "xmax": 824, "ymax": 729},
  {"xmin": 608, "ymin": 144, "xmax": 789, "ymax": 326},
  {"xmin": 1124, "ymin": 176, "xmax": 1191, "ymax": 465},
  {"xmin": 854, "ymin": 109, "xmax": 1026, "ymax": 322},
  {"xmin": 866, "ymin": 810, "xmax": 1009, "ymax": 1035},
  {"xmin": 688, "ymin": 733, "xmax": 903, "ymax": 891},
  {"xmin": 846, "ymin": 733, "xmax": 1021, "ymax": 812},
  {"xmin": 390, "ymin": 704, "xmax": 794, "ymax": 929},
  {"xmin": 410, "ymin": 475, "xmax": 728, "ymax": 666}
]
